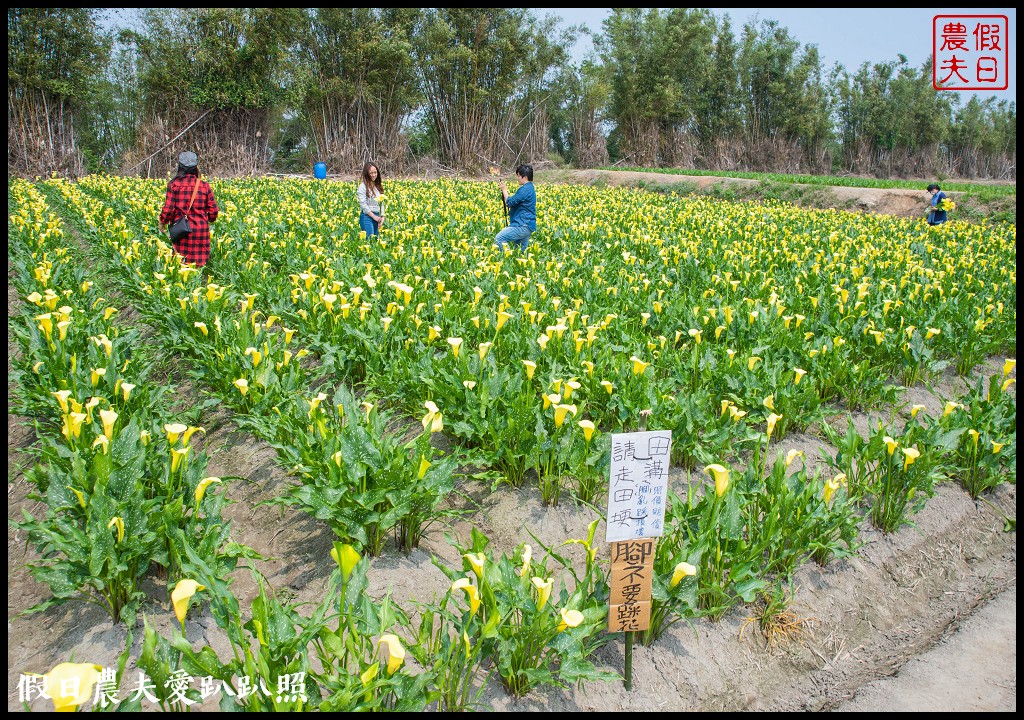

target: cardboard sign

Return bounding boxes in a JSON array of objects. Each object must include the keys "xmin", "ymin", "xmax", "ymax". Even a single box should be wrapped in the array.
[
  {"xmin": 605, "ymin": 430, "xmax": 672, "ymax": 542},
  {"xmin": 608, "ymin": 538, "xmax": 656, "ymax": 632},
  {"xmin": 609, "ymin": 601, "xmax": 652, "ymax": 633}
]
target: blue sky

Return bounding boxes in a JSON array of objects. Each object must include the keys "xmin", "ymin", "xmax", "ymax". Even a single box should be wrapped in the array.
[{"xmin": 549, "ymin": 7, "xmax": 1016, "ymax": 104}]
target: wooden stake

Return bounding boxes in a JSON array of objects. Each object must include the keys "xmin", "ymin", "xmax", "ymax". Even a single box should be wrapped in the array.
[{"xmin": 624, "ymin": 630, "xmax": 634, "ymax": 690}]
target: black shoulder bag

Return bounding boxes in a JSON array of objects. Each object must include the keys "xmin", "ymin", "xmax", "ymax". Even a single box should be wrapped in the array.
[{"xmin": 168, "ymin": 179, "xmax": 201, "ymax": 242}]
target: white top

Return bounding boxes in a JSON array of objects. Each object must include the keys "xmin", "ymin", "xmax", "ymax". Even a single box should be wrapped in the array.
[{"xmin": 357, "ymin": 182, "xmax": 381, "ymax": 217}]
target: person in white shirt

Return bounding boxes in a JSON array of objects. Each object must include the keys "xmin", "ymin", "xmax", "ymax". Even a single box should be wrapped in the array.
[{"xmin": 357, "ymin": 162, "xmax": 384, "ymax": 238}]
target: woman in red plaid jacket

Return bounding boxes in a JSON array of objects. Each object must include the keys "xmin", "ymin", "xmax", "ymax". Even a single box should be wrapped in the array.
[{"xmin": 158, "ymin": 151, "xmax": 219, "ymax": 267}]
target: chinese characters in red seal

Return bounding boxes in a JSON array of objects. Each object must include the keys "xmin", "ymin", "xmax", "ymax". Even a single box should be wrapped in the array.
[{"xmin": 933, "ymin": 15, "xmax": 1009, "ymax": 90}]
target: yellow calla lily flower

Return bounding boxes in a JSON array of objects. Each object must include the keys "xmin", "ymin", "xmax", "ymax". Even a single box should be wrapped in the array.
[
  {"xmin": 785, "ymin": 449, "xmax": 804, "ymax": 468},
  {"xmin": 822, "ymin": 476, "xmax": 842, "ymax": 504},
  {"xmin": 553, "ymin": 403, "xmax": 577, "ymax": 428},
  {"xmin": 531, "ymin": 576, "xmax": 554, "ymax": 610},
  {"xmin": 92, "ymin": 435, "xmax": 110, "ymax": 455},
  {"xmin": 421, "ymin": 401, "xmax": 444, "ymax": 433},
  {"xmin": 171, "ymin": 579, "xmax": 205, "ymax": 627},
  {"xmin": 794, "ymin": 368, "xmax": 807, "ymax": 385},
  {"xmin": 417, "ymin": 455, "xmax": 431, "ymax": 479},
  {"xmin": 379, "ymin": 634, "xmax": 406, "ymax": 674},
  {"xmin": 522, "ymin": 359, "xmax": 537, "ymax": 380},
  {"xmin": 747, "ymin": 356, "xmax": 761, "ymax": 371},
  {"xmin": 557, "ymin": 608, "xmax": 585, "ymax": 631},
  {"xmin": 518, "ymin": 544, "xmax": 532, "ymax": 577},
  {"xmin": 233, "ymin": 378, "xmax": 249, "ymax": 396},
  {"xmin": 451, "ymin": 577, "xmax": 481, "ymax": 617},
  {"xmin": 41, "ymin": 663, "xmax": 103, "ymax": 712},
  {"xmin": 36, "ymin": 313, "xmax": 54, "ymax": 339},
  {"xmin": 902, "ymin": 447, "xmax": 921, "ymax": 470},
  {"xmin": 1003, "ymin": 359, "xmax": 1016, "ymax": 377},
  {"xmin": 600, "ymin": 380, "xmax": 614, "ymax": 395},
  {"xmin": 119, "ymin": 382, "xmax": 135, "ymax": 402},
  {"xmin": 883, "ymin": 436, "xmax": 898, "ymax": 455},
  {"xmin": 464, "ymin": 552, "xmax": 485, "ymax": 580},
  {"xmin": 670, "ymin": 561, "xmax": 697, "ymax": 588},
  {"xmin": 578, "ymin": 419, "xmax": 596, "ymax": 442},
  {"xmin": 630, "ymin": 356, "xmax": 649, "ymax": 376},
  {"xmin": 563, "ymin": 379, "xmax": 581, "ymax": 398},
  {"xmin": 360, "ymin": 663, "xmax": 379, "ymax": 688},
  {"xmin": 164, "ymin": 423, "xmax": 188, "ymax": 445},
  {"xmin": 107, "ymin": 516, "xmax": 125, "ymax": 543},
  {"xmin": 195, "ymin": 477, "xmax": 221, "ymax": 505},
  {"xmin": 52, "ymin": 389, "xmax": 72, "ymax": 414},
  {"xmin": 170, "ymin": 445, "xmax": 190, "ymax": 473},
  {"xmin": 447, "ymin": 337, "xmax": 463, "ymax": 358},
  {"xmin": 705, "ymin": 464, "xmax": 730, "ymax": 497},
  {"xmin": 766, "ymin": 413, "xmax": 782, "ymax": 440},
  {"xmin": 63, "ymin": 412, "xmax": 87, "ymax": 442},
  {"xmin": 331, "ymin": 543, "xmax": 361, "ymax": 582},
  {"xmin": 910, "ymin": 404, "xmax": 927, "ymax": 419}
]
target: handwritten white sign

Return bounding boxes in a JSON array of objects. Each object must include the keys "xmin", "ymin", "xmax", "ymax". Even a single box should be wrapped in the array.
[{"xmin": 605, "ymin": 430, "xmax": 672, "ymax": 543}]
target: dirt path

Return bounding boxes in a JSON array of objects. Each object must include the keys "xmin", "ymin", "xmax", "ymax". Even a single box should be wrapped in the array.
[
  {"xmin": 836, "ymin": 585, "xmax": 1016, "ymax": 712},
  {"xmin": 538, "ymin": 168, "xmax": 942, "ymax": 219}
]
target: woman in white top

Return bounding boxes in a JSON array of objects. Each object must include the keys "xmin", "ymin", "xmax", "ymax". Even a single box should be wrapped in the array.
[{"xmin": 357, "ymin": 162, "xmax": 384, "ymax": 239}]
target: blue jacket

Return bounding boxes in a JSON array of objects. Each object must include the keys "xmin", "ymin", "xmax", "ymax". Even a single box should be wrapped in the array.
[
  {"xmin": 506, "ymin": 182, "xmax": 536, "ymax": 231},
  {"xmin": 930, "ymin": 190, "xmax": 948, "ymax": 224}
]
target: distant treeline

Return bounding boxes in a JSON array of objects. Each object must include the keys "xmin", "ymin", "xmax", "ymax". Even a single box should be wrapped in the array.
[{"xmin": 7, "ymin": 8, "xmax": 1016, "ymax": 179}]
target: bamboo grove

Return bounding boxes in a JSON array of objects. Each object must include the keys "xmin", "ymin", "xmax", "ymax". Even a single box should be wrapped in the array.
[{"xmin": 8, "ymin": 8, "xmax": 1017, "ymax": 179}]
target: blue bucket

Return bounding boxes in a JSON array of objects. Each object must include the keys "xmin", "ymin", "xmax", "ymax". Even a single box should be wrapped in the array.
[{"xmin": 314, "ymin": 162, "xmax": 327, "ymax": 180}]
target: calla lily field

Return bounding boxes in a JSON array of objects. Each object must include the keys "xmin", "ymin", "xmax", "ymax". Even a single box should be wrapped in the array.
[{"xmin": 8, "ymin": 175, "xmax": 1015, "ymax": 710}]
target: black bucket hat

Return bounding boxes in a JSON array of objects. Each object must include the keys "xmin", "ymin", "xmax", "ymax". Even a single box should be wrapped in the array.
[{"xmin": 178, "ymin": 151, "xmax": 199, "ymax": 169}]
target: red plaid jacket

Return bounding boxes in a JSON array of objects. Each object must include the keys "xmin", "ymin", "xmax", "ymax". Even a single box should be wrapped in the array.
[{"xmin": 159, "ymin": 175, "xmax": 219, "ymax": 267}]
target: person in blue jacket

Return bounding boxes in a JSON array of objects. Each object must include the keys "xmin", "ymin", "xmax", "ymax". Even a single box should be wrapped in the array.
[
  {"xmin": 926, "ymin": 183, "xmax": 948, "ymax": 225},
  {"xmin": 495, "ymin": 164, "xmax": 536, "ymax": 251}
]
